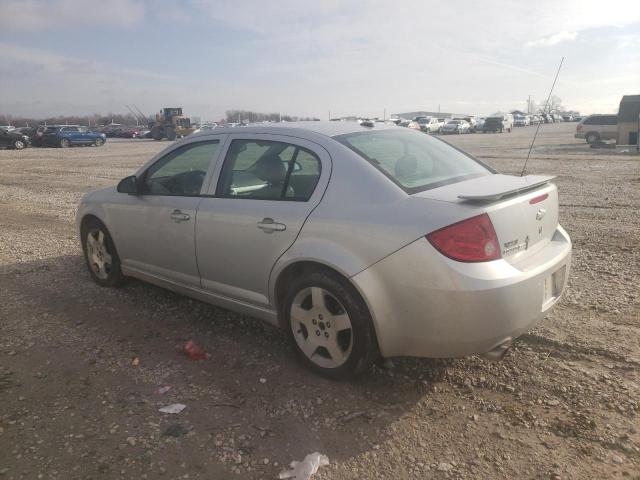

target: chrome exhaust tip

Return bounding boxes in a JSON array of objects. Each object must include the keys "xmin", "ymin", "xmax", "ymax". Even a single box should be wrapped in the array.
[{"xmin": 481, "ymin": 341, "xmax": 512, "ymax": 362}]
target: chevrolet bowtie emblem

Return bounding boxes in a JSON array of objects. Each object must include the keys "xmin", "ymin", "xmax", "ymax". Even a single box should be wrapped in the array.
[{"xmin": 536, "ymin": 208, "xmax": 546, "ymax": 221}]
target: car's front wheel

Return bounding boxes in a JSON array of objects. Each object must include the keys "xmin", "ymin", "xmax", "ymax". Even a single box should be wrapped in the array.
[
  {"xmin": 284, "ymin": 269, "xmax": 379, "ymax": 379},
  {"xmin": 13, "ymin": 139, "xmax": 26, "ymax": 150},
  {"xmin": 94, "ymin": 137, "xmax": 104, "ymax": 147},
  {"xmin": 60, "ymin": 138, "xmax": 70, "ymax": 148},
  {"xmin": 81, "ymin": 218, "xmax": 125, "ymax": 287}
]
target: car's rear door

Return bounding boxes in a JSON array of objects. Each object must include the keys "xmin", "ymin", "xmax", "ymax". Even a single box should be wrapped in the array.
[
  {"xmin": 195, "ymin": 133, "xmax": 330, "ymax": 306},
  {"xmin": 107, "ymin": 137, "xmax": 224, "ymax": 287}
]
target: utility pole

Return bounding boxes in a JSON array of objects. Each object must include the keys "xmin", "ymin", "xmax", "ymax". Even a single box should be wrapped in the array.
[
  {"xmin": 383, "ymin": 108, "xmax": 386, "ymax": 121},
  {"xmin": 328, "ymin": 110, "xmax": 331, "ymax": 120}
]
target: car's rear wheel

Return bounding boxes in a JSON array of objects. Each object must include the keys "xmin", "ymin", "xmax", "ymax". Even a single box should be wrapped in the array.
[
  {"xmin": 94, "ymin": 137, "xmax": 104, "ymax": 147},
  {"xmin": 586, "ymin": 132, "xmax": 599, "ymax": 144},
  {"xmin": 13, "ymin": 140, "xmax": 26, "ymax": 150},
  {"xmin": 81, "ymin": 218, "xmax": 125, "ymax": 287},
  {"xmin": 284, "ymin": 269, "xmax": 379, "ymax": 379},
  {"xmin": 60, "ymin": 138, "xmax": 70, "ymax": 148}
]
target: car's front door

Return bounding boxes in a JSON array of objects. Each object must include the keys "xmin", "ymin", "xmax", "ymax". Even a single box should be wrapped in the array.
[
  {"xmin": 195, "ymin": 134, "xmax": 330, "ymax": 306},
  {"xmin": 108, "ymin": 139, "xmax": 222, "ymax": 287}
]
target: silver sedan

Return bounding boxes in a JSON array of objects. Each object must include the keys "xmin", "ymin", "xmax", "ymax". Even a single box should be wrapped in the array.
[{"xmin": 77, "ymin": 122, "xmax": 571, "ymax": 379}]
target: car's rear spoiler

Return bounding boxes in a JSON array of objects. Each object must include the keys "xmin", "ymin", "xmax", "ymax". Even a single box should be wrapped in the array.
[{"xmin": 457, "ymin": 174, "xmax": 555, "ymax": 202}]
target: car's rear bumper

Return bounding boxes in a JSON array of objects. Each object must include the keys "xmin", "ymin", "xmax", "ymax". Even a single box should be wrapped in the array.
[{"xmin": 351, "ymin": 226, "xmax": 571, "ymax": 358}]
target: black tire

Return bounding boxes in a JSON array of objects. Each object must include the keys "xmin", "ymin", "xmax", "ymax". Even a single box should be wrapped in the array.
[
  {"xmin": 60, "ymin": 138, "xmax": 70, "ymax": 148},
  {"xmin": 586, "ymin": 132, "xmax": 599, "ymax": 144},
  {"xmin": 151, "ymin": 126, "xmax": 163, "ymax": 141},
  {"xmin": 13, "ymin": 139, "xmax": 26, "ymax": 150},
  {"xmin": 283, "ymin": 269, "xmax": 379, "ymax": 380},
  {"xmin": 166, "ymin": 127, "xmax": 177, "ymax": 141},
  {"xmin": 94, "ymin": 137, "xmax": 104, "ymax": 147},
  {"xmin": 80, "ymin": 218, "xmax": 126, "ymax": 287}
]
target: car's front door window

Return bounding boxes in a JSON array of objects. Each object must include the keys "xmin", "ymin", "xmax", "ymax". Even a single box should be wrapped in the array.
[{"xmin": 142, "ymin": 141, "xmax": 219, "ymax": 196}]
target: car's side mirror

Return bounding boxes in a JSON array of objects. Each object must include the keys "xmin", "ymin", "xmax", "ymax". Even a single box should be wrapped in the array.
[{"xmin": 117, "ymin": 175, "xmax": 140, "ymax": 194}]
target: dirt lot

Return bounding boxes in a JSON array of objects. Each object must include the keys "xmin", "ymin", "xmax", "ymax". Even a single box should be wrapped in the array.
[{"xmin": 0, "ymin": 123, "xmax": 638, "ymax": 479}]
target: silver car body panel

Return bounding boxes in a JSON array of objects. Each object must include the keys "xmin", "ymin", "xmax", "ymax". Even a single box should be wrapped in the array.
[
  {"xmin": 196, "ymin": 133, "xmax": 332, "ymax": 307},
  {"xmin": 352, "ymin": 227, "xmax": 571, "ymax": 357},
  {"xmin": 77, "ymin": 122, "xmax": 571, "ymax": 358}
]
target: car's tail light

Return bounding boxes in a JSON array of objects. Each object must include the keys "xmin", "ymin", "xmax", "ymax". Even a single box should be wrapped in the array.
[
  {"xmin": 576, "ymin": 125, "xmax": 582, "ymax": 132},
  {"xmin": 426, "ymin": 213, "xmax": 501, "ymax": 262}
]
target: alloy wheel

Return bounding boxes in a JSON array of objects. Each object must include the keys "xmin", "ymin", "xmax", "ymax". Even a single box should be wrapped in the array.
[
  {"xmin": 86, "ymin": 229, "xmax": 113, "ymax": 280},
  {"xmin": 14, "ymin": 140, "xmax": 25, "ymax": 150},
  {"xmin": 290, "ymin": 287, "xmax": 353, "ymax": 369}
]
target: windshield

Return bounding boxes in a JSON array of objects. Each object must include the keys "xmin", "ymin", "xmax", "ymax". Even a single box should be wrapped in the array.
[
  {"xmin": 447, "ymin": 120, "xmax": 460, "ymax": 124},
  {"xmin": 335, "ymin": 129, "xmax": 492, "ymax": 194}
]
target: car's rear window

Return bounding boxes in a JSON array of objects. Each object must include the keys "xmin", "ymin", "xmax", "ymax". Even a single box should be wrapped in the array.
[{"xmin": 335, "ymin": 129, "xmax": 493, "ymax": 194}]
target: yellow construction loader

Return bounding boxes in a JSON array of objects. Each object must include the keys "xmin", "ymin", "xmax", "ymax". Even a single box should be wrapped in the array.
[{"xmin": 150, "ymin": 108, "xmax": 195, "ymax": 140}]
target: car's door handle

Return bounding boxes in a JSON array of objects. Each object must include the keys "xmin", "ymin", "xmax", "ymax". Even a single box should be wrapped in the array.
[
  {"xmin": 257, "ymin": 217, "xmax": 286, "ymax": 233},
  {"xmin": 170, "ymin": 209, "xmax": 190, "ymax": 222}
]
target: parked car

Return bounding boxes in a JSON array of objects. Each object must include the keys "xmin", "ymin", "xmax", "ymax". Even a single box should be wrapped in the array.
[
  {"xmin": 116, "ymin": 127, "xmax": 142, "ymax": 138},
  {"xmin": 574, "ymin": 114, "xmax": 618, "ymax": 144},
  {"xmin": 406, "ymin": 121, "xmax": 422, "ymax": 131},
  {"xmin": 193, "ymin": 123, "xmax": 218, "ymax": 134},
  {"xmin": 454, "ymin": 116, "xmax": 477, "ymax": 132},
  {"xmin": 513, "ymin": 115, "xmax": 529, "ymax": 127},
  {"xmin": 529, "ymin": 115, "xmax": 541, "ymax": 126},
  {"xmin": 441, "ymin": 119, "xmax": 470, "ymax": 134},
  {"xmin": 562, "ymin": 114, "xmax": 574, "ymax": 122},
  {"xmin": 0, "ymin": 125, "xmax": 16, "ymax": 132},
  {"xmin": 482, "ymin": 114, "xmax": 513, "ymax": 133},
  {"xmin": 77, "ymin": 122, "xmax": 571, "ymax": 378},
  {"xmin": 475, "ymin": 117, "xmax": 486, "ymax": 131},
  {"xmin": 134, "ymin": 129, "xmax": 152, "ymax": 139},
  {"xmin": 414, "ymin": 116, "xmax": 441, "ymax": 133},
  {"xmin": 39, "ymin": 125, "xmax": 107, "ymax": 147},
  {"xmin": 0, "ymin": 127, "xmax": 31, "ymax": 149}
]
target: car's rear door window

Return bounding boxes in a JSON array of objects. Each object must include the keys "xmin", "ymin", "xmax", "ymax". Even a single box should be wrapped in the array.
[
  {"xmin": 335, "ymin": 129, "xmax": 492, "ymax": 194},
  {"xmin": 141, "ymin": 141, "xmax": 219, "ymax": 196},
  {"xmin": 216, "ymin": 139, "xmax": 321, "ymax": 201}
]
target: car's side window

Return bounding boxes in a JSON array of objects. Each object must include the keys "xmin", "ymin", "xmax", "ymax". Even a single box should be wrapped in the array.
[
  {"xmin": 141, "ymin": 141, "xmax": 219, "ymax": 196},
  {"xmin": 285, "ymin": 148, "xmax": 322, "ymax": 201},
  {"xmin": 217, "ymin": 139, "xmax": 321, "ymax": 202}
]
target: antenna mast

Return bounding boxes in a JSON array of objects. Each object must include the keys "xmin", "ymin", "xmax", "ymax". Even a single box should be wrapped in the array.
[{"xmin": 520, "ymin": 57, "xmax": 564, "ymax": 176}]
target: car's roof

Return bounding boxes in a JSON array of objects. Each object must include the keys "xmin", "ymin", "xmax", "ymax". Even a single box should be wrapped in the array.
[{"xmin": 193, "ymin": 121, "xmax": 399, "ymax": 139}]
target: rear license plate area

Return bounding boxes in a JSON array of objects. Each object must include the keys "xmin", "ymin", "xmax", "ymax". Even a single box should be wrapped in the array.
[{"xmin": 542, "ymin": 265, "xmax": 566, "ymax": 310}]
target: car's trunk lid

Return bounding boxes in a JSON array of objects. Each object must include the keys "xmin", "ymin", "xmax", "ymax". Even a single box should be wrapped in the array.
[{"xmin": 416, "ymin": 174, "xmax": 559, "ymax": 264}]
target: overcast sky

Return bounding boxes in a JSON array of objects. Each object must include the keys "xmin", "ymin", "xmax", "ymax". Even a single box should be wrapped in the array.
[{"xmin": 1, "ymin": 0, "xmax": 639, "ymax": 121}]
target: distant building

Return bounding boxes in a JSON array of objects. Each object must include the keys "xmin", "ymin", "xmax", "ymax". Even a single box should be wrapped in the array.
[{"xmin": 617, "ymin": 95, "xmax": 640, "ymax": 145}]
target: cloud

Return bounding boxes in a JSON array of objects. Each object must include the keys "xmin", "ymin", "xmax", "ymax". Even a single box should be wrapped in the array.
[
  {"xmin": 0, "ymin": 0, "xmax": 145, "ymax": 31},
  {"xmin": 525, "ymin": 31, "xmax": 578, "ymax": 47}
]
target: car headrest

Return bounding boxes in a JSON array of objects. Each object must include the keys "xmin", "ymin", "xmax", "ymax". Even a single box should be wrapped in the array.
[{"xmin": 254, "ymin": 155, "xmax": 286, "ymax": 184}]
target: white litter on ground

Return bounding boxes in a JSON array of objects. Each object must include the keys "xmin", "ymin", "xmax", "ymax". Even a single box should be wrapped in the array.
[
  {"xmin": 278, "ymin": 452, "xmax": 329, "ymax": 480},
  {"xmin": 158, "ymin": 403, "xmax": 186, "ymax": 414}
]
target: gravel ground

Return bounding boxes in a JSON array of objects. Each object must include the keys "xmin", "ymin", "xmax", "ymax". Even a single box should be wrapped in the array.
[{"xmin": 0, "ymin": 124, "xmax": 638, "ymax": 479}]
